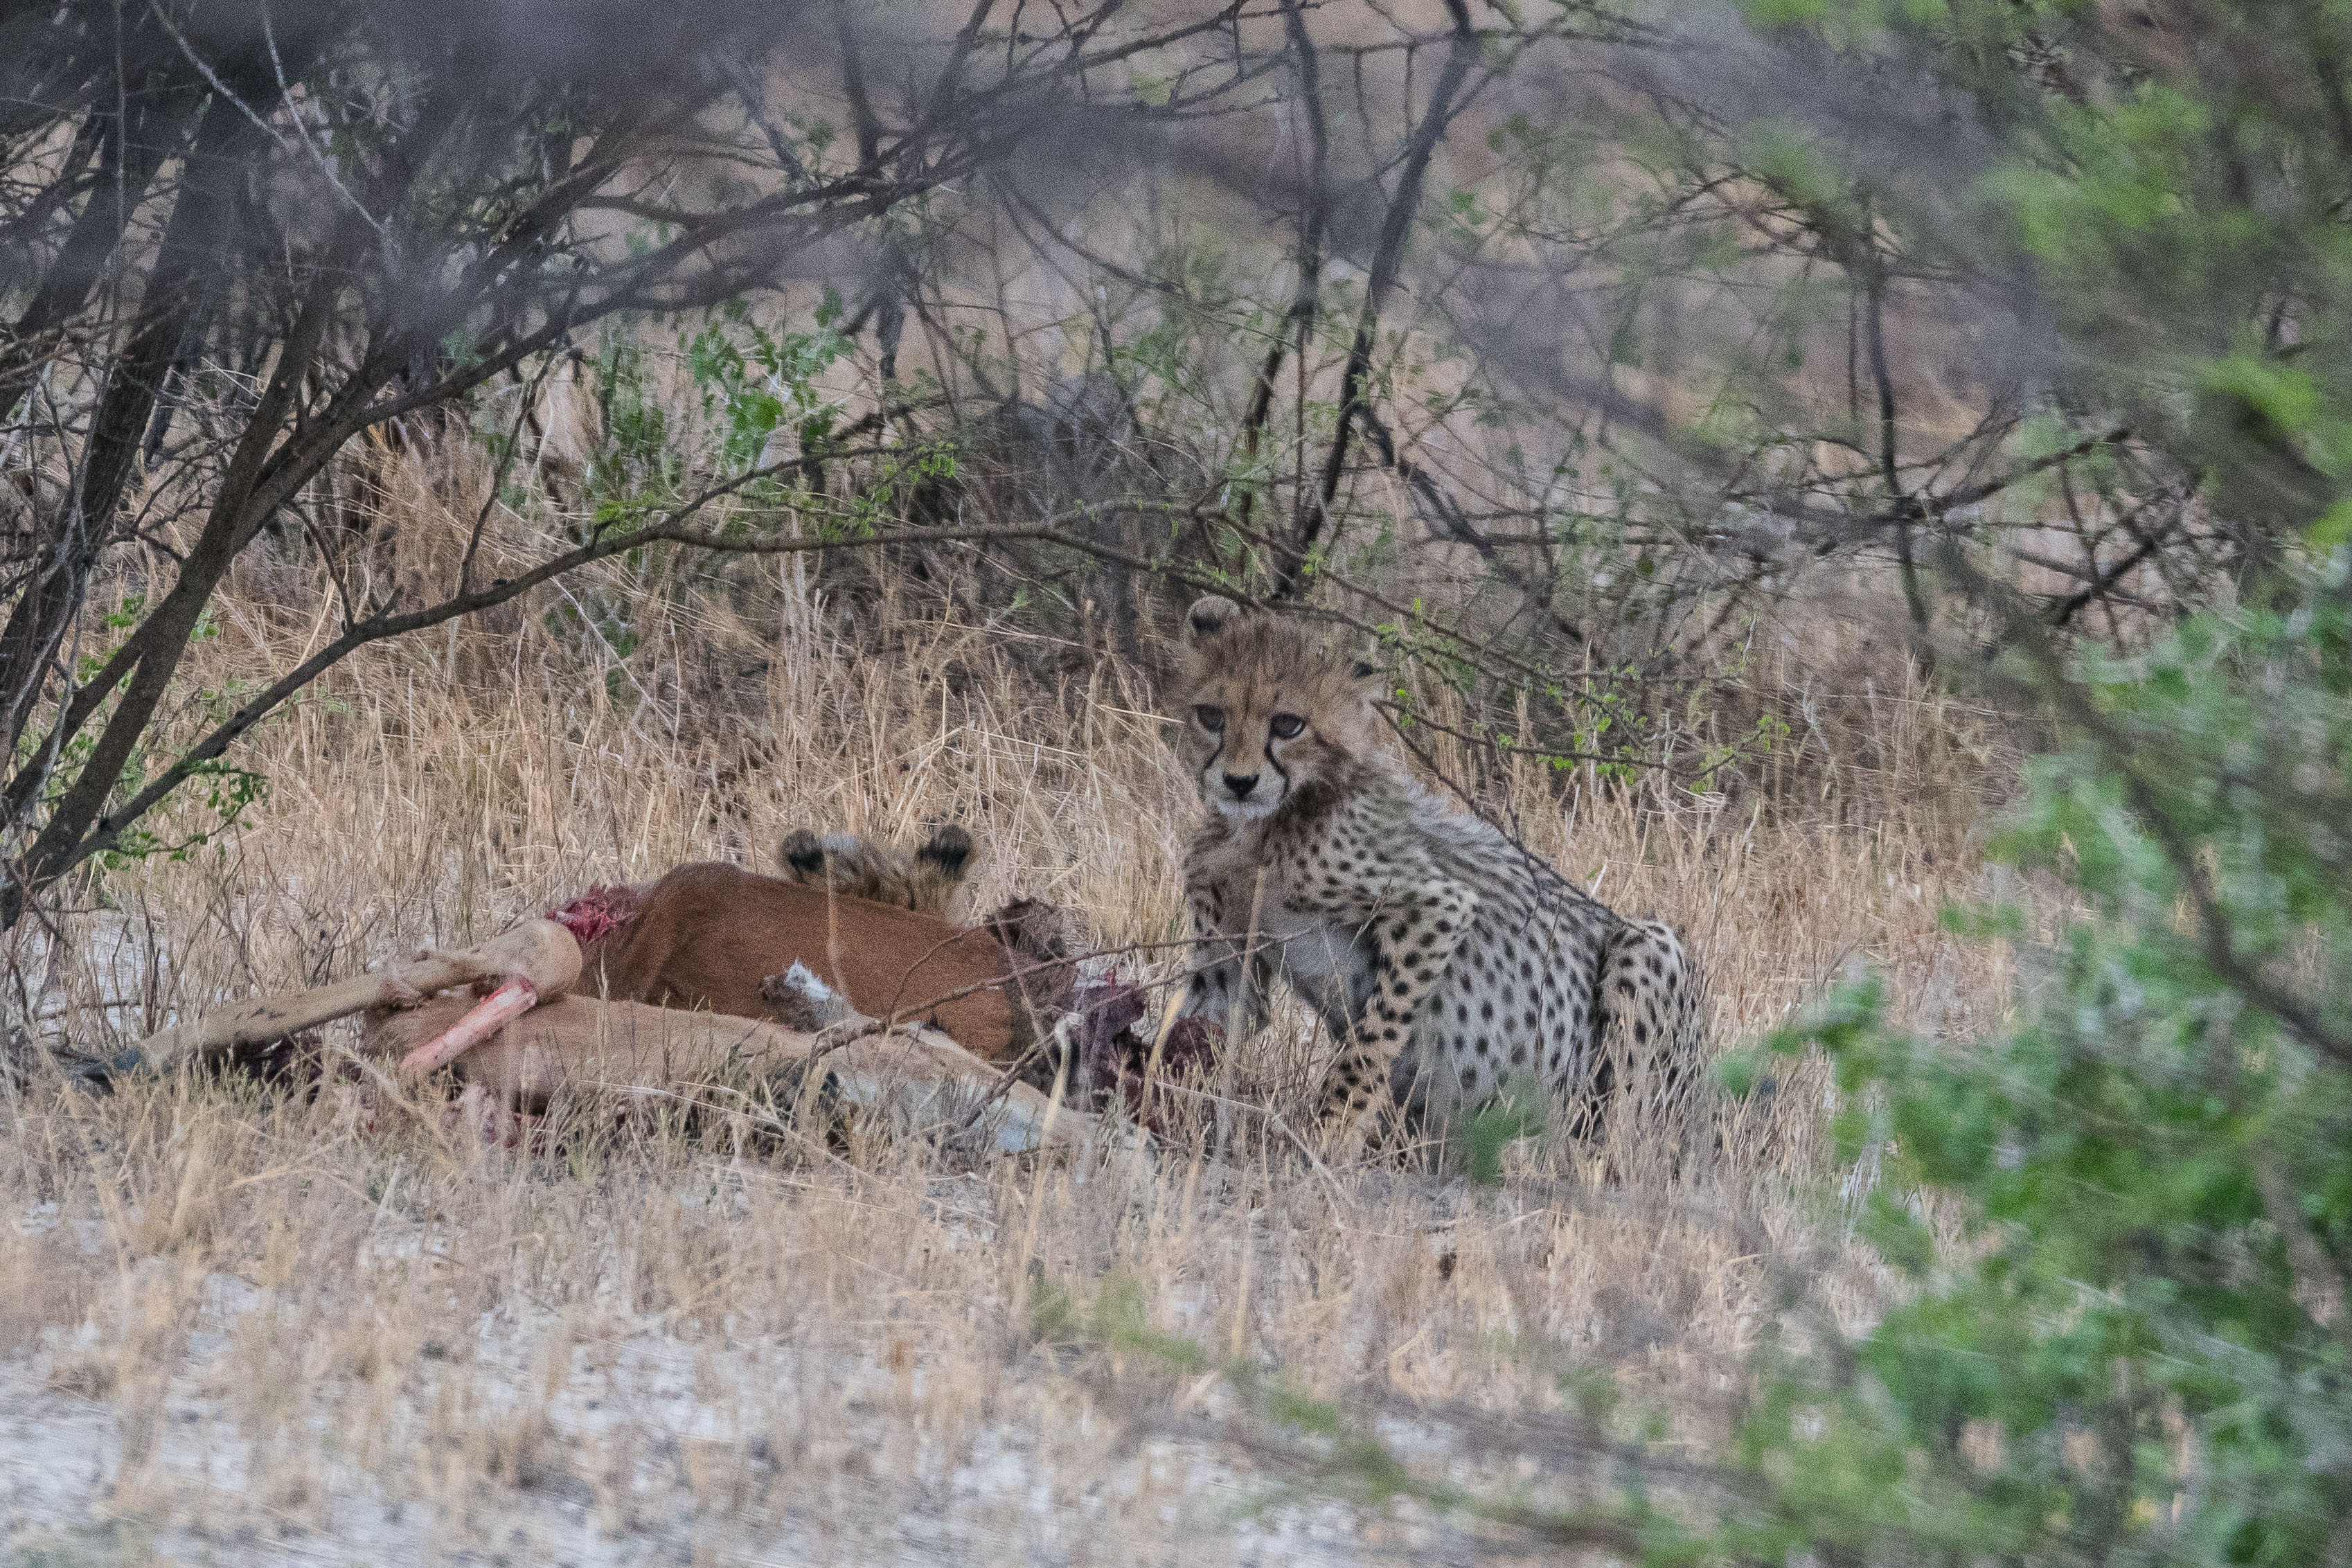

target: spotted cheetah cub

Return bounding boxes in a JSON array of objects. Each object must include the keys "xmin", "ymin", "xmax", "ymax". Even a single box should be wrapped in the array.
[
  {"xmin": 777, "ymin": 823, "xmax": 974, "ymax": 920},
  {"xmin": 1173, "ymin": 596, "xmax": 1704, "ymax": 1154}
]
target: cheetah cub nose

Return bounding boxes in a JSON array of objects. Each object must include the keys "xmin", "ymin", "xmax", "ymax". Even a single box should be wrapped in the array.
[{"xmin": 1222, "ymin": 772, "xmax": 1260, "ymax": 800}]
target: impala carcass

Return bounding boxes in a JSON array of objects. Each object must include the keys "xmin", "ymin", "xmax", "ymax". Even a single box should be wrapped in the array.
[
  {"xmin": 121, "ymin": 826, "xmax": 1062, "ymax": 1078},
  {"xmin": 376, "ymin": 927, "xmax": 1099, "ymax": 1154},
  {"xmin": 106, "ymin": 827, "xmax": 1128, "ymax": 1152},
  {"xmin": 558, "ymin": 861, "xmax": 1062, "ymax": 1060},
  {"xmin": 116, "ymin": 914, "xmax": 1099, "ymax": 1155}
]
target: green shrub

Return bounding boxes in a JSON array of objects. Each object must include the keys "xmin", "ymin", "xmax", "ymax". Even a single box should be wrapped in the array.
[{"xmin": 1725, "ymin": 565, "xmax": 2352, "ymax": 1567}]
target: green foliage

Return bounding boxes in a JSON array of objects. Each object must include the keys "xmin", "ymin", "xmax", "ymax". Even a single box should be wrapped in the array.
[
  {"xmin": 1724, "ymin": 565, "xmax": 2352, "ymax": 1567},
  {"xmin": 1524, "ymin": 0, "xmax": 2352, "ymax": 1554},
  {"xmin": 683, "ymin": 299, "xmax": 850, "ymax": 484},
  {"xmin": 16, "ymin": 598, "xmax": 273, "ymax": 873},
  {"xmin": 585, "ymin": 326, "xmax": 681, "ymax": 524},
  {"xmin": 582, "ymin": 301, "xmax": 850, "ymax": 534},
  {"xmin": 91, "ymin": 758, "xmax": 269, "ymax": 871},
  {"xmin": 551, "ymin": 303, "xmax": 859, "ymax": 692},
  {"xmin": 1459, "ymin": 1083, "xmax": 1549, "ymax": 1185}
]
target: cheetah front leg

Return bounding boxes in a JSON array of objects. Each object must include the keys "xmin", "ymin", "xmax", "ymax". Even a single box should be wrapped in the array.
[
  {"xmin": 1177, "ymin": 880, "xmax": 1272, "ymax": 1044},
  {"xmin": 1320, "ymin": 881, "xmax": 1479, "ymax": 1155}
]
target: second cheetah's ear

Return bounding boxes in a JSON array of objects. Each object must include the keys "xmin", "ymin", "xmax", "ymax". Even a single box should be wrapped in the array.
[
  {"xmin": 915, "ymin": 823, "xmax": 974, "ymax": 881},
  {"xmin": 780, "ymin": 828, "xmax": 827, "ymax": 876},
  {"xmin": 1184, "ymin": 594, "xmax": 1240, "ymax": 643}
]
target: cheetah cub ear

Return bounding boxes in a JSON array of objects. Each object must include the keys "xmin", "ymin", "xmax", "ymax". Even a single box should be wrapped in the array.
[
  {"xmin": 776, "ymin": 825, "xmax": 974, "ymax": 920},
  {"xmin": 905, "ymin": 823, "xmax": 976, "ymax": 920},
  {"xmin": 1185, "ymin": 594, "xmax": 1242, "ymax": 643}
]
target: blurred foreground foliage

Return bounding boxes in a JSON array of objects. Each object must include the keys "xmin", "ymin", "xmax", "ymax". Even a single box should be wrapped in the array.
[
  {"xmin": 1720, "ymin": 558, "xmax": 2352, "ymax": 1567},
  {"xmin": 1701, "ymin": 0, "xmax": 2352, "ymax": 1551}
]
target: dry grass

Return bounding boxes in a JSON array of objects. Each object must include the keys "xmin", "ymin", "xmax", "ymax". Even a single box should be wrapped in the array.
[{"xmin": 0, "ymin": 438, "xmax": 2019, "ymax": 1563}]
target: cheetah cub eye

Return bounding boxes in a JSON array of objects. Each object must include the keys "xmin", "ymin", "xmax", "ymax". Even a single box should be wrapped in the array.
[
  {"xmin": 1269, "ymin": 712, "xmax": 1306, "ymax": 739},
  {"xmin": 1193, "ymin": 704, "xmax": 1227, "ymax": 733}
]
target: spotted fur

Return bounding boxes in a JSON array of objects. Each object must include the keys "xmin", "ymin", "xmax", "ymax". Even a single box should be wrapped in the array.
[
  {"xmin": 1173, "ymin": 595, "xmax": 1704, "ymax": 1154},
  {"xmin": 777, "ymin": 823, "xmax": 974, "ymax": 920}
]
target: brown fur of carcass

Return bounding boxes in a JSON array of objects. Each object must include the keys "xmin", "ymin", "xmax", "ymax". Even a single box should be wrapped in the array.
[{"xmin": 575, "ymin": 863, "xmax": 1066, "ymax": 1062}]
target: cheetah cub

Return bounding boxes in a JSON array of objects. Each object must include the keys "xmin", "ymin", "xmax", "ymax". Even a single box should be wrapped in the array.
[
  {"xmin": 777, "ymin": 823, "xmax": 974, "ymax": 920},
  {"xmin": 1173, "ymin": 596, "xmax": 1704, "ymax": 1155}
]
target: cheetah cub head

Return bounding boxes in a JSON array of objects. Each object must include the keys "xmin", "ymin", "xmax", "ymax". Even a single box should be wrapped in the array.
[
  {"xmin": 1177, "ymin": 595, "xmax": 1375, "ymax": 822},
  {"xmin": 777, "ymin": 823, "xmax": 975, "ymax": 919}
]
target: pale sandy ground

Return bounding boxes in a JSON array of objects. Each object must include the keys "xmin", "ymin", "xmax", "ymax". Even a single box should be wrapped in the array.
[
  {"xmin": 0, "ymin": 1320, "xmax": 1396, "ymax": 1567},
  {"xmin": 4, "ymin": 1151, "xmax": 1673, "ymax": 1567}
]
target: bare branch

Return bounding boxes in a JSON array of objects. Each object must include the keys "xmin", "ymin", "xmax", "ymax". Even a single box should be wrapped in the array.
[{"xmin": 1274, "ymin": 0, "xmax": 1482, "ymax": 600}]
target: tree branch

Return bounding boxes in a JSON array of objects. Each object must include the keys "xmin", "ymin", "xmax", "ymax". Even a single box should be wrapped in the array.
[
  {"xmin": 1235, "ymin": 0, "xmax": 1330, "ymax": 551},
  {"xmin": 1273, "ymin": 0, "xmax": 1481, "ymax": 600}
]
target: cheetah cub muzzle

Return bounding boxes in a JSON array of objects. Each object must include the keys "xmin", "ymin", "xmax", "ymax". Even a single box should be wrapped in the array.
[{"xmin": 1172, "ymin": 594, "xmax": 1706, "ymax": 1159}]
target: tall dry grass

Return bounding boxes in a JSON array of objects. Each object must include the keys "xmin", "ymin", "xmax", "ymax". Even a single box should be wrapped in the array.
[{"xmin": 0, "ymin": 429, "xmax": 2020, "ymax": 1563}]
